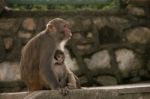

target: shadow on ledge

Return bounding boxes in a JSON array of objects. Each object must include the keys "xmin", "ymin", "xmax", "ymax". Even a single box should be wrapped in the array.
[{"xmin": 0, "ymin": 83, "xmax": 150, "ymax": 99}]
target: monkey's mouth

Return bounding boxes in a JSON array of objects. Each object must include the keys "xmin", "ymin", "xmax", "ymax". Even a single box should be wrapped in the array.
[
  {"xmin": 68, "ymin": 33, "xmax": 72, "ymax": 38},
  {"xmin": 65, "ymin": 32, "xmax": 72, "ymax": 40},
  {"xmin": 68, "ymin": 34, "xmax": 72, "ymax": 40}
]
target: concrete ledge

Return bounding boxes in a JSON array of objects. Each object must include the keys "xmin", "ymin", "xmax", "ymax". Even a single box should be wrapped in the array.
[
  {"xmin": 0, "ymin": 84, "xmax": 150, "ymax": 99},
  {"xmin": 0, "ymin": 92, "xmax": 28, "ymax": 99}
]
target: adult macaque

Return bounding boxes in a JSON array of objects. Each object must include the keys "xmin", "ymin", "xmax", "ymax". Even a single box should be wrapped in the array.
[
  {"xmin": 122, "ymin": 0, "xmax": 150, "ymax": 5},
  {"xmin": 120, "ymin": 0, "xmax": 150, "ymax": 11},
  {"xmin": 0, "ymin": 0, "xmax": 11, "ymax": 12},
  {"xmin": 20, "ymin": 18, "xmax": 73, "ymax": 93},
  {"xmin": 54, "ymin": 50, "xmax": 81, "ymax": 89}
]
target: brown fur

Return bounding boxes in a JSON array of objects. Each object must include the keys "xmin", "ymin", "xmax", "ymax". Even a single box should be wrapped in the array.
[
  {"xmin": 123, "ymin": 0, "xmax": 150, "ymax": 4},
  {"xmin": 54, "ymin": 50, "xmax": 81, "ymax": 89},
  {"xmin": 20, "ymin": 18, "xmax": 73, "ymax": 92},
  {"xmin": 0, "ymin": 0, "xmax": 11, "ymax": 12},
  {"xmin": 0, "ymin": 0, "xmax": 6, "ymax": 11}
]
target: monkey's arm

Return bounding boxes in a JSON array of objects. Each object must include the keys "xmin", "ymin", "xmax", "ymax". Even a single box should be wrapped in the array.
[
  {"xmin": 73, "ymin": 73, "xmax": 81, "ymax": 88},
  {"xmin": 39, "ymin": 38, "xmax": 60, "ymax": 90},
  {"xmin": 65, "ymin": 66, "xmax": 81, "ymax": 89},
  {"xmin": 67, "ymin": 72, "xmax": 77, "ymax": 89},
  {"xmin": 67, "ymin": 73, "xmax": 81, "ymax": 89},
  {"xmin": 65, "ymin": 66, "xmax": 78, "ymax": 89}
]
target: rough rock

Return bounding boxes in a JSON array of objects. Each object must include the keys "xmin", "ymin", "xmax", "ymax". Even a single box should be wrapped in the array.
[
  {"xmin": 108, "ymin": 16, "xmax": 129, "ymax": 30},
  {"xmin": 0, "ymin": 62, "xmax": 21, "ymax": 81},
  {"xmin": 18, "ymin": 31, "xmax": 32, "ymax": 39},
  {"xmin": 76, "ymin": 44, "xmax": 92, "ymax": 51},
  {"xmin": 127, "ymin": 6, "xmax": 145, "ymax": 16},
  {"xmin": 22, "ymin": 18, "xmax": 36, "ymax": 31},
  {"xmin": 3, "ymin": 37, "xmax": 13, "ymax": 50},
  {"xmin": 115, "ymin": 49, "xmax": 142, "ymax": 78},
  {"xmin": 93, "ymin": 17, "xmax": 107, "ymax": 29},
  {"xmin": 86, "ymin": 32, "xmax": 93, "ymax": 38},
  {"xmin": 66, "ymin": 18, "xmax": 75, "ymax": 31},
  {"xmin": 0, "ymin": 18, "xmax": 16, "ymax": 30},
  {"xmin": 71, "ymin": 18, "xmax": 91, "ymax": 31},
  {"xmin": 72, "ymin": 33, "xmax": 83, "ymax": 40},
  {"xmin": 127, "ymin": 27, "xmax": 150, "ymax": 44},
  {"xmin": 82, "ymin": 19, "xmax": 91, "ymax": 30},
  {"xmin": 96, "ymin": 76, "xmax": 118, "ymax": 86},
  {"xmin": 84, "ymin": 50, "xmax": 111, "ymax": 71}
]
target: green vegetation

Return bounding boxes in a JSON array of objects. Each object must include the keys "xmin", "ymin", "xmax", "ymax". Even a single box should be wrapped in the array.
[{"xmin": 8, "ymin": 0, "xmax": 117, "ymax": 11}]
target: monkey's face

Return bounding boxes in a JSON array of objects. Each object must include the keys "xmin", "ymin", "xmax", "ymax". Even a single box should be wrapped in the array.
[
  {"xmin": 56, "ymin": 22, "xmax": 72, "ymax": 41},
  {"xmin": 48, "ymin": 18, "xmax": 72, "ymax": 41},
  {"xmin": 56, "ymin": 54, "xmax": 64, "ymax": 64},
  {"xmin": 47, "ymin": 18, "xmax": 72, "ymax": 42}
]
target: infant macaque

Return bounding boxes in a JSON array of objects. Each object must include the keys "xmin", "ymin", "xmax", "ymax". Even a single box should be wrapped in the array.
[
  {"xmin": 54, "ymin": 50, "xmax": 80, "ymax": 89},
  {"xmin": 54, "ymin": 50, "xmax": 65, "ymax": 65},
  {"xmin": 54, "ymin": 50, "xmax": 68, "ymax": 88}
]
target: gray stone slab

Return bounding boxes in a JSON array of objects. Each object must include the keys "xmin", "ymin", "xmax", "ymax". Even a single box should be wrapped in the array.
[{"xmin": 0, "ymin": 84, "xmax": 150, "ymax": 99}]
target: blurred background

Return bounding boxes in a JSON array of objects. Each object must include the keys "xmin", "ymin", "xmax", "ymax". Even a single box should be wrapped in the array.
[{"xmin": 0, "ymin": 0, "xmax": 150, "ymax": 93}]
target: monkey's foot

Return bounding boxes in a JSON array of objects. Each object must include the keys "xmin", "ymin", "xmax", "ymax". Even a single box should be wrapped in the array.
[{"xmin": 59, "ymin": 87, "xmax": 69, "ymax": 96}]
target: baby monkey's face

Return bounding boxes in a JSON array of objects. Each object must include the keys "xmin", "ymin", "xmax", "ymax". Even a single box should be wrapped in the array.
[{"xmin": 56, "ymin": 54, "xmax": 64, "ymax": 63}]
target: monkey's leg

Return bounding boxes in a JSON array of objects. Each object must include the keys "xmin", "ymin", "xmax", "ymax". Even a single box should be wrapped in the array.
[
  {"xmin": 67, "ymin": 73, "xmax": 77, "ymax": 89},
  {"xmin": 27, "ymin": 81, "xmax": 44, "ymax": 92}
]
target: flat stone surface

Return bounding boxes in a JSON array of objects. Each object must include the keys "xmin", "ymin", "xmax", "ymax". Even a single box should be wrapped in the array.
[
  {"xmin": 0, "ymin": 84, "xmax": 150, "ymax": 99},
  {"xmin": 0, "ymin": 92, "xmax": 28, "ymax": 99}
]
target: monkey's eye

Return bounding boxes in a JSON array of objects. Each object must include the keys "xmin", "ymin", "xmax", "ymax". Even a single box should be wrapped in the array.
[{"xmin": 60, "ymin": 56, "xmax": 63, "ymax": 58}]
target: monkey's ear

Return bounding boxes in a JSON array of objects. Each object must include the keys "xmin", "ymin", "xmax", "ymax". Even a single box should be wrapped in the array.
[
  {"xmin": 47, "ymin": 24, "xmax": 55, "ymax": 32},
  {"xmin": 47, "ymin": 24, "xmax": 53, "ymax": 29}
]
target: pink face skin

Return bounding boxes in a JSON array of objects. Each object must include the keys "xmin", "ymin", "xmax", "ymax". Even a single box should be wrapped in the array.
[{"xmin": 64, "ymin": 24, "xmax": 72, "ymax": 40}]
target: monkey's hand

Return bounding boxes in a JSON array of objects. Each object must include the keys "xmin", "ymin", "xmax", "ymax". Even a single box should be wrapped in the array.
[{"xmin": 59, "ymin": 87, "xmax": 69, "ymax": 96}]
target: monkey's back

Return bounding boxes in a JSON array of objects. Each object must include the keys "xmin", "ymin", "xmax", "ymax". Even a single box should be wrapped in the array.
[{"xmin": 20, "ymin": 32, "xmax": 51, "ymax": 90}]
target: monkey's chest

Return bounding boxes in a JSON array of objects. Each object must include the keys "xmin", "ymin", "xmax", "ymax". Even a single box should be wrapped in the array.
[{"xmin": 54, "ymin": 65, "xmax": 67, "ymax": 80}]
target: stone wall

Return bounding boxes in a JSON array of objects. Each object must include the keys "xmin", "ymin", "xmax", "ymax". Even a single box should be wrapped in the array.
[{"xmin": 0, "ymin": 11, "xmax": 150, "ymax": 92}]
